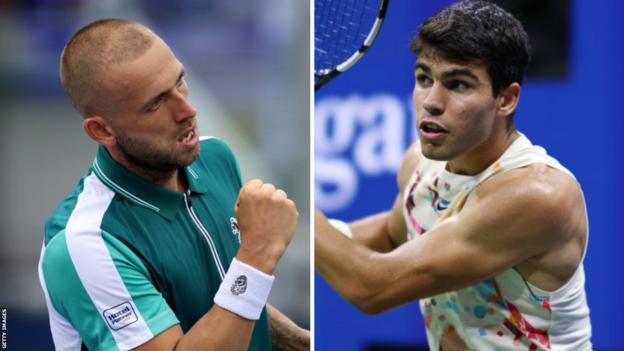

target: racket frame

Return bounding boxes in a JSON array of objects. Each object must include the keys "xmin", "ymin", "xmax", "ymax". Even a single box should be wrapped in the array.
[{"xmin": 314, "ymin": 0, "xmax": 389, "ymax": 91}]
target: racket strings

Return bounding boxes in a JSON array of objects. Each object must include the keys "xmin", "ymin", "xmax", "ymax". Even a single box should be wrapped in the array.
[{"xmin": 315, "ymin": 0, "xmax": 379, "ymax": 74}]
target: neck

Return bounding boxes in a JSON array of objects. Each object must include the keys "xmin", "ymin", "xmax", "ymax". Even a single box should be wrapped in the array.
[
  {"xmin": 107, "ymin": 147, "xmax": 187, "ymax": 192},
  {"xmin": 446, "ymin": 126, "xmax": 519, "ymax": 175}
]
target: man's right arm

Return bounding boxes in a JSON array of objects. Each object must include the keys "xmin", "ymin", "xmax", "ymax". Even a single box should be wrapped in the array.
[{"xmin": 134, "ymin": 179, "xmax": 299, "ymax": 351}]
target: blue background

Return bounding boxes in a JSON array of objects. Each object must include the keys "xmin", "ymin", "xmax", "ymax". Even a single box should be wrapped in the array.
[{"xmin": 315, "ymin": 0, "xmax": 623, "ymax": 349}]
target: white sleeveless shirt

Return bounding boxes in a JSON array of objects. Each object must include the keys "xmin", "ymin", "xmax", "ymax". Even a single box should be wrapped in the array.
[{"xmin": 402, "ymin": 134, "xmax": 592, "ymax": 351}]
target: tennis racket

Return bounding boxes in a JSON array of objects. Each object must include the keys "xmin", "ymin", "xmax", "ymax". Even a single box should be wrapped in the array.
[{"xmin": 314, "ymin": 0, "xmax": 389, "ymax": 91}]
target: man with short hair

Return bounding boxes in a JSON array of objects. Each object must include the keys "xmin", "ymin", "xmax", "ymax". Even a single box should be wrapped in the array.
[
  {"xmin": 315, "ymin": 1, "xmax": 591, "ymax": 350},
  {"xmin": 39, "ymin": 19, "xmax": 308, "ymax": 351}
]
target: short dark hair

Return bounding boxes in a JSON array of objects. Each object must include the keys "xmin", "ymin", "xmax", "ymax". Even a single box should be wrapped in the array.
[{"xmin": 411, "ymin": 0, "xmax": 531, "ymax": 96}]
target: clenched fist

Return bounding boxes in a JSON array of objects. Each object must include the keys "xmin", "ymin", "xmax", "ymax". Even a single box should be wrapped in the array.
[{"xmin": 234, "ymin": 179, "xmax": 299, "ymax": 274}]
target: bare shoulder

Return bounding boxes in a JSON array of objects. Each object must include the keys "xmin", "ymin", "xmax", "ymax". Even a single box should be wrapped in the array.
[
  {"xmin": 467, "ymin": 163, "xmax": 586, "ymax": 247},
  {"xmin": 474, "ymin": 163, "xmax": 582, "ymax": 209},
  {"xmin": 397, "ymin": 141, "xmax": 422, "ymax": 189}
]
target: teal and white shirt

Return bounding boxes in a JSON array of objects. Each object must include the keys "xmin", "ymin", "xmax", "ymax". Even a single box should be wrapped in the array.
[{"xmin": 38, "ymin": 137, "xmax": 271, "ymax": 351}]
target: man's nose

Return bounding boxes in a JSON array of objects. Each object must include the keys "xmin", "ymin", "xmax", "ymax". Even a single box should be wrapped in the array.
[
  {"xmin": 422, "ymin": 83, "xmax": 445, "ymax": 116},
  {"xmin": 171, "ymin": 90, "xmax": 197, "ymax": 122}
]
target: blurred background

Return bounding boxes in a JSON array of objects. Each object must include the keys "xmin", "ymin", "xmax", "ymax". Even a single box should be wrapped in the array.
[
  {"xmin": 0, "ymin": 0, "xmax": 309, "ymax": 349},
  {"xmin": 315, "ymin": 0, "xmax": 623, "ymax": 350}
]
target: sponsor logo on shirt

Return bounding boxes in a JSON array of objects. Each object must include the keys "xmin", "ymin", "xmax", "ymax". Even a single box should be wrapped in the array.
[
  {"xmin": 427, "ymin": 186, "xmax": 450, "ymax": 212},
  {"xmin": 230, "ymin": 217, "xmax": 241, "ymax": 243},
  {"xmin": 103, "ymin": 302, "xmax": 138, "ymax": 331}
]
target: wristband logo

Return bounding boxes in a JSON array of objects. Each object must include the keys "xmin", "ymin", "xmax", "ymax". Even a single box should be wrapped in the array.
[{"xmin": 231, "ymin": 275, "xmax": 248, "ymax": 295}]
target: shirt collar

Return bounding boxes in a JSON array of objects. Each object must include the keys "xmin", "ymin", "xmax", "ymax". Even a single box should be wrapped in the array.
[{"xmin": 91, "ymin": 145, "xmax": 208, "ymax": 221}]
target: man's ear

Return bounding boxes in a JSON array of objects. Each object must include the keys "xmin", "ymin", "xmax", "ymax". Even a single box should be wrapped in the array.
[
  {"xmin": 83, "ymin": 115, "xmax": 116, "ymax": 147},
  {"xmin": 497, "ymin": 82, "xmax": 521, "ymax": 118}
]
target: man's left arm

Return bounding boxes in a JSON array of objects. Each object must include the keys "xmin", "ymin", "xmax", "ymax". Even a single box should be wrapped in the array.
[{"xmin": 267, "ymin": 304, "xmax": 309, "ymax": 351}]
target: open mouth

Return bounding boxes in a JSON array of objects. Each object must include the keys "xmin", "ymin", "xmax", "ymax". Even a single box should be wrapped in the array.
[
  {"xmin": 181, "ymin": 129, "xmax": 194, "ymax": 142},
  {"xmin": 420, "ymin": 122, "xmax": 448, "ymax": 134},
  {"xmin": 178, "ymin": 127, "xmax": 199, "ymax": 148}
]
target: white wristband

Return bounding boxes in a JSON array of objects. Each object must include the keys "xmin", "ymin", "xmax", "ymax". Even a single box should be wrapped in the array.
[
  {"xmin": 214, "ymin": 258, "xmax": 275, "ymax": 320},
  {"xmin": 328, "ymin": 219, "xmax": 353, "ymax": 239}
]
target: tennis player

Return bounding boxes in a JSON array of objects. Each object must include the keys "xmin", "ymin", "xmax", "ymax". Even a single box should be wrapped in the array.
[
  {"xmin": 315, "ymin": 1, "xmax": 591, "ymax": 350},
  {"xmin": 38, "ymin": 19, "xmax": 309, "ymax": 350}
]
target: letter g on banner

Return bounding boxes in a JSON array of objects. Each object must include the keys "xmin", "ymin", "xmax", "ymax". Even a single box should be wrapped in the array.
[{"xmin": 315, "ymin": 94, "xmax": 409, "ymax": 213}]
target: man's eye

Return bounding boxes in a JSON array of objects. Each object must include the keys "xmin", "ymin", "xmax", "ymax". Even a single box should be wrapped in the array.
[
  {"xmin": 447, "ymin": 80, "xmax": 470, "ymax": 91},
  {"xmin": 416, "ymin": 74, "xmax": 432, "ymax": 85},
  {"xmin": 148, "ymin": 99, "xmax": 163, "ymax": 112}
]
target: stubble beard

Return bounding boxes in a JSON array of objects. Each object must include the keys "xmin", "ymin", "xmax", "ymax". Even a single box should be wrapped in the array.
[
  {"xmin": 116, "ymin": 131, "xmax": 199, "ymax": 180},
  {"xmin": 419, "ymin": 137, "xmax": 456, "ymax": 161}
]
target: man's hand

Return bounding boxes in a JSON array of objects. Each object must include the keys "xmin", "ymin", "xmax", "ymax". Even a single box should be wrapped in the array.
[
  {"xmin": 133, "ymin": 180, "xmax": 299, "ymax": 351},
  {"xmin": 235, "ymin": 179, "xmax": 299, "ymax": 274}
]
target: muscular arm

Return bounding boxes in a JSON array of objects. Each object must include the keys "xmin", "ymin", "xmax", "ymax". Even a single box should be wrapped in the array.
[
  {"xmin": 268, "ymin": 304, "xmax": 309, "ymax": 351},
  {"xmin": 316, "ymin": 165, "xmax": 586, "ymax": 314},
  {"xmin": 344, "ymin": 201, "xmax": 403, "ymax": 252}
]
